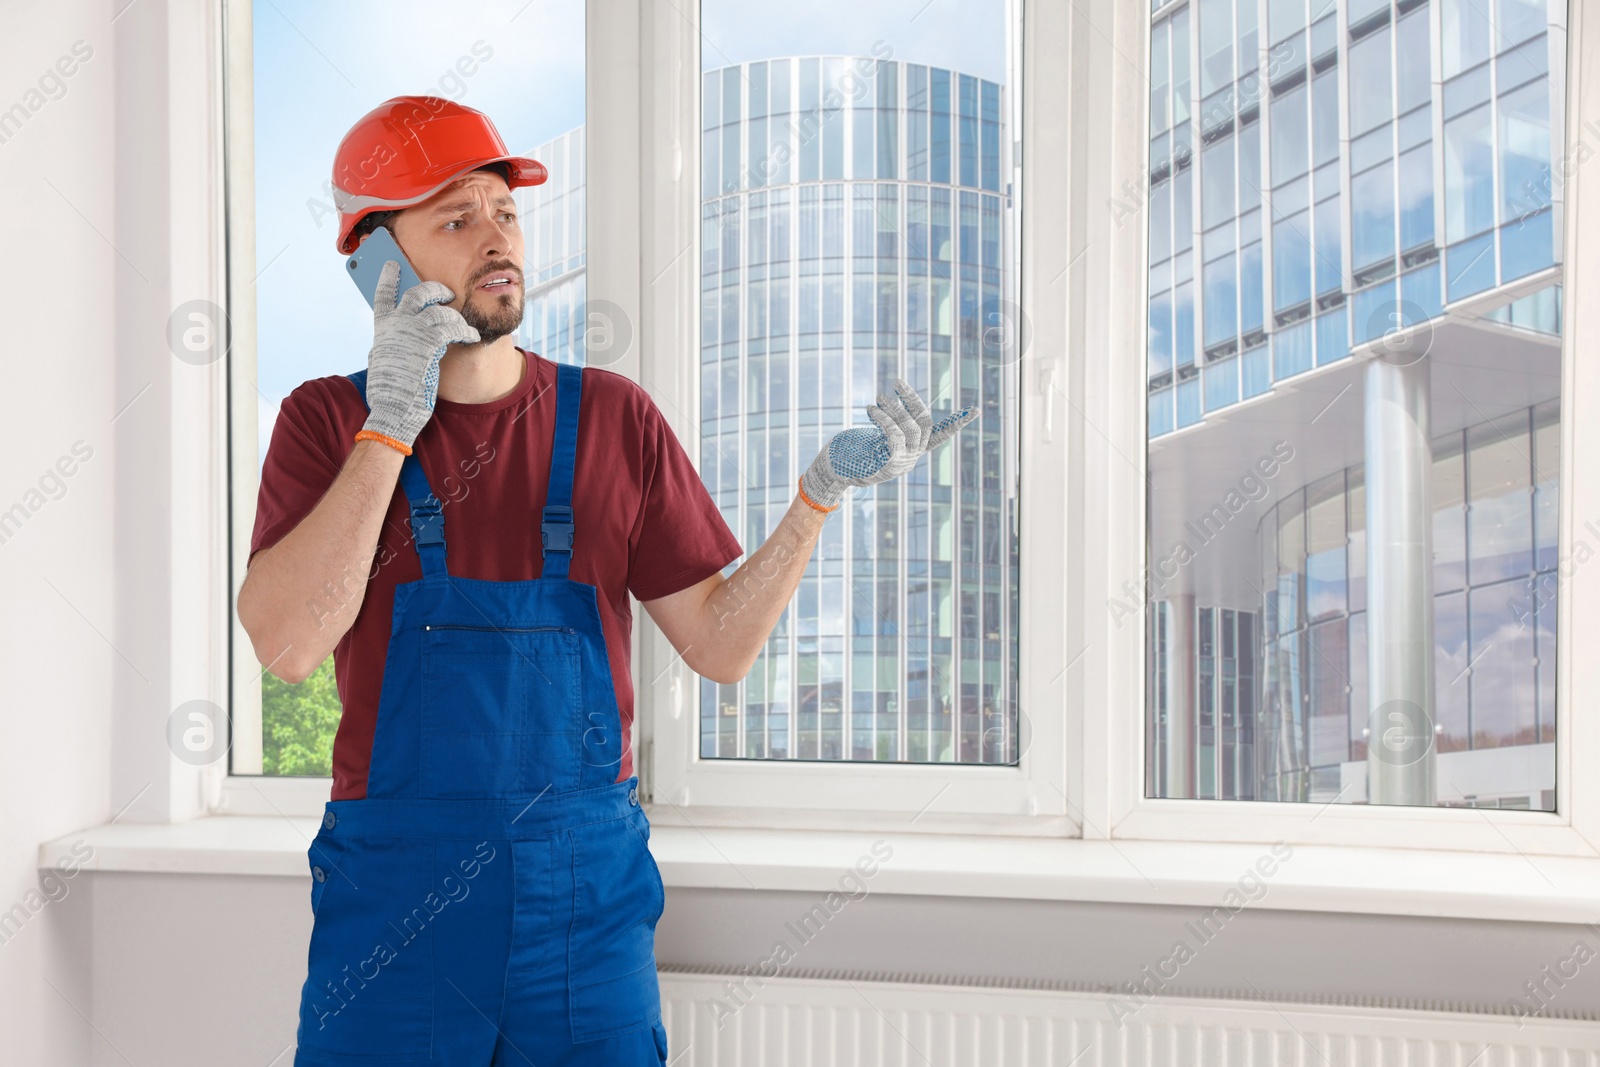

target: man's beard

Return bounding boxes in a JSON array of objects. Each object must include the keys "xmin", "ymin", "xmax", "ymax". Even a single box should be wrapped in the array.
[{"xmin": 459, "ymin": 285, "xmax": 526, "ymax": 345}]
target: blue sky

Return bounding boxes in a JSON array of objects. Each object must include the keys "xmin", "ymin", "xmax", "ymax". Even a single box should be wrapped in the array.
[
  {"xmin": 252, "ymin": 0, "xmax": 1006, "ymax": 461},
  {"xmin": 701, "ymin": 0, "xmax": 1006, "ymax": 80}
]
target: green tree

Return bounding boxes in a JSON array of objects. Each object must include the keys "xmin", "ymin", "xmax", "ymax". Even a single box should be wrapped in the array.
[{"xmin": 262, "ymin": 654, "xmax": 342, "ymax": 776}]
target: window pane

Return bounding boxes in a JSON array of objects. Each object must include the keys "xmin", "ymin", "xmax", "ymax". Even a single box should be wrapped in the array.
[
  {"xmin": 1152, "ymin": 20, "xmax": 1172, "ymax": 133},
  {"xmin": 1173, "ymin": 8, "xmax": 1193, "ymax": 127},
  {"xmin": 1467, "ymin": 413, "xmax": 1534, "ymax": 585},
  {"xmin": 1202, "ymin": 136, "xmax": 1237, "ymax": 228},
  {"xmin": 1497, "ymin": 0, "xmax": 1548, "ymax": 49},
  {"xmin": 1444, "ymin": 104, "xmax": 1495, "ymax": 242},
  {"xmin": 1270, "ymin": 0, "xmax": 1306, "ymax": 43},
  {"xmin": 698, "ymin": 0, "xmax": 1019, "ymax": 764},
  {"xmin": 1199, "ymin": 0, "xmax": 1234, "ymax": 97},
  {"xmin": 1499, "ymin": 80, "xmax": 1552, "ymax": 222},
  {"xmin": 1271, "ymin": 85, "xmax": 1310, "ymax": 185},
  {"xmin": 1273, "ymin": 211, "xmax": 1312, "ymax": 311},
  {"xmin": 1348, "ymin": 27, "xmax": 1392, "ymax": 135},
  {"xmin": 1240, "ymin": 241, "xmax": 1265, "ymax": 334},
  {"xmin": 243, "ymin": 0, "xmax": 586, "ymax": 775},
  {"xmin": 1398, "ymin": 144, "xmax": 1435, "ymax": 250},
  {"xmin": 1204, "ymin": 252, "xmax": 1239, "ymax": 348},
  {"xmin": 1314, "ymin": 195, "xmax": 1342, "ymax": 293},
  {"xmin": 1351, "ymin": 162, "xmax": 1396, "ymax": 270},
  {"xmin": 1238, "ymin": 121, "xmax": 1264, "ymax": 208},
  {"xmin": 1145, "ymin": 0, "xmax": 1563, "ymax": 809},
  {"xmin": 1396, "ymin": 9, "xmax": 1431, "ymax": 113},
  {"xmin": 1311, "ymin": 71, "xmax": 1339, "ymax": 167},
  {"xmin": 1442, "ymin": 0, "xmax": 1491, "ymax": 78}
]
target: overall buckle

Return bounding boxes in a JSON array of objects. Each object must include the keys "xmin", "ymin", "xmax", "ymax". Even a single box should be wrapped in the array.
[
  {"xmin": 410, "ymin": 498, "xmax": 445, "ymax": 546},
  {"xmin": 541, "ymin": 504, "xmax": 573, "ymax": 553}
]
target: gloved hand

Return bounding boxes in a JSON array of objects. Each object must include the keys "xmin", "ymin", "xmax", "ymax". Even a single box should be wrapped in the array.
[
  {"xmin": 361, "ymin": 259, "xmax": 481, "ymax": 450},
  {"xmin": 799, "ymin": 378, "xmax": 977, "ymax": 511}
]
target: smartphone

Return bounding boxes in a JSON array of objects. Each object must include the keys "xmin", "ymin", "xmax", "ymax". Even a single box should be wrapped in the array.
[{"xmin": 346, "ymin": 224, "xmax": 424, "ymax": 310}]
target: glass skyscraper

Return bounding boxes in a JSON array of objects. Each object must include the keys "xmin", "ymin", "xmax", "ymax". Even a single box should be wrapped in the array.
[
  {"xmin": 1145, "ymin": 0, "xmax": 1565, "ymax": 806},
  {"xmin": 521, "ymin": 56, "xmax": 1023, "ymax": 766},
  {"xmin": 519, "ymin": 125, "xmax": 587, "ymax": 367}
]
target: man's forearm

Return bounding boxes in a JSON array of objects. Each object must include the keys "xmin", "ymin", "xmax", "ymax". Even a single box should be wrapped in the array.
[
  {"xmin": 697, "ymin": 491, "xmax": 832, "ymax": 682},
  {"xmin": 237, "ymin": 439, "xmax": 405, "ymax": 682}
]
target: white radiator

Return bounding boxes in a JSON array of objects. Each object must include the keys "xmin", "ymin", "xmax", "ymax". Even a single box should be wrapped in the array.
[{"xmin": 658, "ymin": 967, "xmax": 1600, "ymax": 1065}]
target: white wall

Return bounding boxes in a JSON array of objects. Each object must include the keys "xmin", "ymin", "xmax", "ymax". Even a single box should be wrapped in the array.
[
  {"xmin": 1, "ymin": 1, "xmax": 223, "ymax": 1061},
  {"xmin": 1, "ymin": 3, "xmax": 120, "ymax": 1064}
]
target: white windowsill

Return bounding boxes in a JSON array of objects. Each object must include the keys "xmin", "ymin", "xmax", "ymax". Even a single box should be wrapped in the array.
[{"xmin": 36, "ymin": 814, "xmax": 1600, "ymax": 926}]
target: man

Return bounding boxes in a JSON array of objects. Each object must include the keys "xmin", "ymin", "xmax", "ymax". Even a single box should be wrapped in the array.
[{"xmin": 237, "ymin": 95, "xmax": 976, "ymax": 1067}]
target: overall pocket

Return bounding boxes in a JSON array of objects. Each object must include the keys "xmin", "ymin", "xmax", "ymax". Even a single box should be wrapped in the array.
[
  {"xmin": 419, "ymin": 624, "xmax": 581, "ymax": 799},
  {"xmin": 568, "ymin": 815, "xmax": 664, "ymax": 1043},
  {"xmin": 296, "ymin": 836, "xmax": 435, "ymax": 1061}
]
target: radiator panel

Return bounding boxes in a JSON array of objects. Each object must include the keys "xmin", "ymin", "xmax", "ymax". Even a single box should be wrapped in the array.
[{"xmin": 658, "ymin": 970, "xmax": 1600, "ymax": 1065}]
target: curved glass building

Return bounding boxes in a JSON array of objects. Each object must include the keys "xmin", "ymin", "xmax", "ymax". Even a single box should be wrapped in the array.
[
  {"xmin": 520, "ymin": 55, "xmax": 1023, "ymax": 767},
  {"xmin": 696, "ymin": 56, "xmax": 1021, "ymax": 764}
]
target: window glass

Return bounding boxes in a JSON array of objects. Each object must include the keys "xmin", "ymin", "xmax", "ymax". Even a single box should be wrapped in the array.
[
  {"xmin": 1270, "ymin": 85, "xmax": 1310, "ymax": 185},
  {"xmin": 1498, "ymin": 0, "xmax": 1549, "ymax": 48},
  {"xmin": 1273, "ymin": 211, "xmax": 1312, "ymax": 311},
  {"xmin": 698, "ymin": 0, "xmax": 1021, "ymax": 763},
  {"xmin": 1398, "ymin": 145, "xmax": 1435, "ymax": 250},
  {"xmin": 1202, "ymin": 137, "xmax": 1237, "ymax": 229},
  {"xmin": 1444, "ymin": 104, "xmax": 1496, "ymax": 242},
  {"xmin": 1351, "ymin": 162, "xmax": 1396, "ymax": 270},
  {"xmin": 1396, "ymin": 9, "xmax": 1431, "ymax": 113},
  {"xmin": 1442, "ymin": 0, "xmax": 1491, "ymax": 78},
  {"xmin": 1204, "ymin": 251, "xmax": 1239, "ymax": 349},
  {"xmin": 241, "ymin": 0, "xmax": 586, "ymax": 776},
  {"xmin": 1499, "ymin": 80, "xmax": 1552, "ymax": 223},
  {"xmin": 1199, "ymin": 0, "xmax": 1235, "ymax": 97},
  {"xmin": 1348, "ymin": 27, "xmax": 1393, "ymax": 135},
  {"xmin": 1145, "ymin": 0, "xmax": 1565, "ymax": 808},
  {"xmin": 1270, "ymin": 0, "xmax": 1306, "ymax": 44}
]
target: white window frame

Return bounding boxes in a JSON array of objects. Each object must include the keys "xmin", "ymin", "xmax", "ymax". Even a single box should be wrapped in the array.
[
  {"xmin": 633, "ymin": 0, "xmax": 1071, "ymax": 834},
  {"xmin": 215, "ymin": 0, "xmax": 1600, "ymax": 864},
  {"xmin": 1100, "ymin": 0, "xmax": 1600, "ymax": 859},
  {"xmin": 642, "ymin": 0, "xmax": 1600, "ymax": 856}
]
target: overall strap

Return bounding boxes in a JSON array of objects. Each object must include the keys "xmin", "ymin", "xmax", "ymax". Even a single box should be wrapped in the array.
[
  {"xmin": 345, "ymin": 370, "xmax": 448, "ymax": 578},
  {"xmin": 541, "ymin": 361, "xmax": 582, "ymax": 580}
]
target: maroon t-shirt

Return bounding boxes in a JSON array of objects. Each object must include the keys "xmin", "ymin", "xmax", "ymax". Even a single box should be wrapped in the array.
[{"xmin": 249, "ymin": 347, "xmax": 743, "ymax": 799}]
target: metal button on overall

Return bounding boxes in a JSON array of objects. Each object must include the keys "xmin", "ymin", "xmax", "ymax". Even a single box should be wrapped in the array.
[{"xmin": 292, "ymin": 361, "xmax": 669, "ymax": 1067}]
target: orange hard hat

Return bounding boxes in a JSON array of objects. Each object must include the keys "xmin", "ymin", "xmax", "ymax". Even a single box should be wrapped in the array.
[{"xmin": 331, "ymin": 95, "xmax": 548, "ymax": 255}]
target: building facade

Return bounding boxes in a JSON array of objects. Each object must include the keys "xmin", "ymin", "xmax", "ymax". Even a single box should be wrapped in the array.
[{"xmin": 1145, "ymin": 0, "xmax": 1565, "ymax": 806}]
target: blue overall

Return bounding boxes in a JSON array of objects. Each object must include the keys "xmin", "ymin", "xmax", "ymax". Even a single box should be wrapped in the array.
[{"xmin": 293, "ymin": 361, "xmax": 669, "ymax": 1066}]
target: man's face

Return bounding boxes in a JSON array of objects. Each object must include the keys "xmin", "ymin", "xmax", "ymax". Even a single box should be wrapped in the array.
[{"xmin": 380, "ymin": 169, "xmax": 526, "ymax": 346}]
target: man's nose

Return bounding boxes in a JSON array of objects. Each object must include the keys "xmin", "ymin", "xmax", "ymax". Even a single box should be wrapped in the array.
[{"xmin": 478, "ymin": 213, "xmax": 516, "ymax": 257}]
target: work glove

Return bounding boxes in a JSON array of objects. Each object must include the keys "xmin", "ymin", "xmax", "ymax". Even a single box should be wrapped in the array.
[
  {"xmin": 800, "ymin": 379, "xmax": 978, "ymax": 511},
  {"xmin": 361, "ymin": 259, "xmax": 480, "ymax": 449}
]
